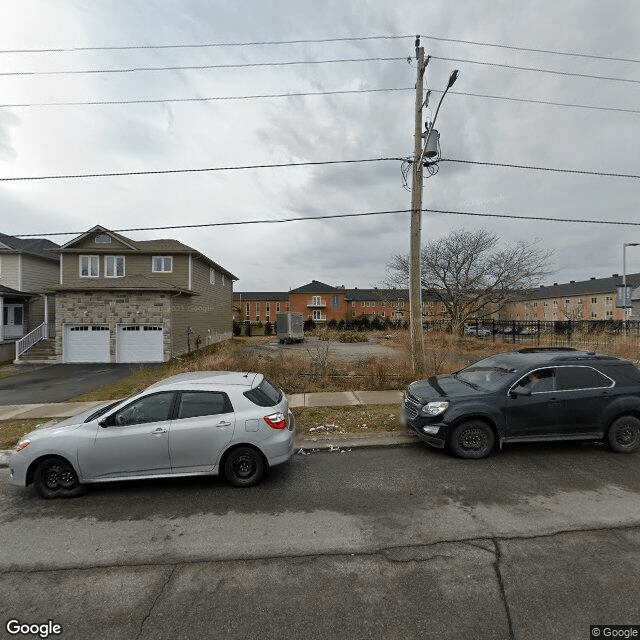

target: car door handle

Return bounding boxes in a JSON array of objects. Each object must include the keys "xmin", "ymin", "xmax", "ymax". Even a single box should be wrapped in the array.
[
  {"xmin": 151, "ymin": 427, "xmax": 168, "ymax": 435},
  {"xmin": 215, "ymin": 421, "xmax": 232, "ymax": 428}
]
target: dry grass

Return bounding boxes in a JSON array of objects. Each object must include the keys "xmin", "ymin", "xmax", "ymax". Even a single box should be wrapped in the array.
[
  {"xmin": 0, "ymin": 419, "xmax": 43, "ymax": 449},
  {"xmin": 292, "ymin": 404, "xmax": 403, "ymax": 437}
]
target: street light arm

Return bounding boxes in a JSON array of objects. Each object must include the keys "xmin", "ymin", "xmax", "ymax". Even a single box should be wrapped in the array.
[{"xmin": 418, "ymin": 69, "xmax": 459, "ymax": 167}]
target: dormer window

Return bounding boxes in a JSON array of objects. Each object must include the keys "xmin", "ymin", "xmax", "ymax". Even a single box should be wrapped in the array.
[
  {"xmin": 152, "ymin": 256, "xmax": 172, "ymax": 273},
  {"xmin": 95, "ymin": 234, "xmax": 112, "ymax": 244}
]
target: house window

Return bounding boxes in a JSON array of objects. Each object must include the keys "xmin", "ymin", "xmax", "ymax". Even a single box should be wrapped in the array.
[
  {"xmin": 105, "ymin": 256, "xmax": 125, "ymax": 278},
  {"xmin": 256, "ymin": 302, "xmax": 260, "ymax": 320},
  {"xmin": 80, "ymin": 255, "xmax": 99, "ymax": 278},
  {"xmin": 152, "ymin": 256, "xmax": 173, "ymax": 273},
  {"xmin": 222, "ymin": 274, "xmax": 225, "ymax": 286},
  {"xmin": 286, "ymin": 302, "xmax": 290, "ymax": 311},
  {"xmin": 266, "ymin": 303, "xmax": 270, "ymax": 319},
  {"xmin": 95, "ymin": 233, "xmax": 112, "ymax": 244},
  {"xmin": 333, "ymin": 295, "xmax": 340, "ymax": 309},
  {"xmin": 276, "ymin": 302, "xmax": 280, "ymax": 313},
  {"xmin": 605, "ymin": 296, "xmax": 612, "ymax": 307},
  {"xmin": 245, "ymin": 303, "xmax": 250, "ymax": 316},
  {"xmin": 312, "ymin": 296, "xmax": 322, "ymax": 306},
  {"xmin": 210, "ymin": 269, "xmax": 216, "ymax": 285},
  {"xmin": 312, "ymin": 310, "xmax": 322, "ymax": 321}
]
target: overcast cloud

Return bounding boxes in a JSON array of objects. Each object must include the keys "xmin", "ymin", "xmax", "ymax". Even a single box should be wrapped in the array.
[{"xmin": 0, "ymin": 0, "xmax": 639, "ymax": 291}]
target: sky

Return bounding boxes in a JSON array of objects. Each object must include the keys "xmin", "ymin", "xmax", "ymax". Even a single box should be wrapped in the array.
[{"xmin": 0, "ymin": 0, "xmax": 639, "ymax": 292}]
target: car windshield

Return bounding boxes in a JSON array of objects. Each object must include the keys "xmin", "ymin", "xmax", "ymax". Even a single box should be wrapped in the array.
[{"xmin": 456, "ymin": 356, "xmax": 517, "ymax": 391}]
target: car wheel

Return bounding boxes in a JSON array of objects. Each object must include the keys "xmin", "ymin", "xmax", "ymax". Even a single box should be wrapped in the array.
[
  {"xmin": 607, "ymin": 416, "xmax": 640, "ymax": 453},
  {"xmin": 449, "ymin": 420, "xmax": 495, "ymax": 459},
  {"xmin": 223, "ymin": 447, "xmax": 265, "ymax": 487},
  {"xmin": 33, "ymin": 458, "xmax": 85, "ymax": 499}
]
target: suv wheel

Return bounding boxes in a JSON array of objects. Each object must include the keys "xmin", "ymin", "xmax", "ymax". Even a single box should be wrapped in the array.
[
  {"xmin": 449, "ymin": 420, "xmax": 495, "ymax": 459},
  {"xmin": 607, "ymin": 416, "xmax": 640, "ymax": 453}
]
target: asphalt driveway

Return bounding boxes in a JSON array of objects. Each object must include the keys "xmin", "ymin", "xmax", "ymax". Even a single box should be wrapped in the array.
[{"xmin": 0, "ymin": 363, "xmax": 151, "ymax": 405}]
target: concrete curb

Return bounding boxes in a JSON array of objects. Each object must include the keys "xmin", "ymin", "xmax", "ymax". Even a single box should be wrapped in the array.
[{"xmin": 0, "ymin": 431, "xmax": 420, "ymax": 469}]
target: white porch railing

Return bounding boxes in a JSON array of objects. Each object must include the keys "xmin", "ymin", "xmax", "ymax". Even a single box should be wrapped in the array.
[{"xmin": 15, "ymin": 323, "xmax": 45, "ymax": 360}]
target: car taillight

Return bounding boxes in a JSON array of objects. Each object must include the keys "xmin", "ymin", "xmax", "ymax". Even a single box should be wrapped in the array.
[{"xmin": 264, "ymin": 412, "xmax": 287, "ymax": 429}]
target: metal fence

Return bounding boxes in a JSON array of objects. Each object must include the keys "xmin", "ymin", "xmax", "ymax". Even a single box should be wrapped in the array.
[{"xmin": 451, "ymin": 319, "xmax": 640, "ymax": 352}]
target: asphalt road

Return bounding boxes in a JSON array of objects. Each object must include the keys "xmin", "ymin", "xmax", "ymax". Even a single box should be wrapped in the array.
[
  {"xmin": 1, "ymin": 443, "xmax": 639, "ymax": 639},
  {"xmin": 0, "ymin": 363, "xmax": 153, "ymax": 405}
]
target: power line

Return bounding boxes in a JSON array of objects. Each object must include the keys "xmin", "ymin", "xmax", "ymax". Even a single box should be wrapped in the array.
[
  {"xmin": 2, "ymin": 33, "xmax": 637, "ymax": 65},
  {"xmin": 431, "ymin": 55, "xmax": 640, "ymax": 85},
  {"xmin": 440, "ymin": 159, "xmax": 640, "ymax": 180},
  {"xmin": 13, "ymin": 206, "xmax": 640, "ymax": 238},
  {"xmin": 0, "ymin": 35, "xmax": 414, "ymax": 54},
  {"xmin": 2, "ymin": 157, "xmax": 638, "ymax": 183},
  {"xmin": 422, "ymin": 34, "xmax": 640, "ymax": 65},
  {"xmin": 0, "ymin": 157, "xmax": 403, "ymax": 182},
  {"xmin": 0, "ymin": 56, "xmax": 408, "ymax": 77},
  {"xmin": 2, "ymin": 87, "xmax": 638, "ymax": 117},
  {"xmin": 0, "ymin": 86, "xmax": 414, "ymax": 109}
]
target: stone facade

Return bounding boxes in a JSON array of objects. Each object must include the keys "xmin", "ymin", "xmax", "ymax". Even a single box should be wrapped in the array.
[{"xmin": 55, "ymin": 291, "xmax": 171, "ymax": 361}]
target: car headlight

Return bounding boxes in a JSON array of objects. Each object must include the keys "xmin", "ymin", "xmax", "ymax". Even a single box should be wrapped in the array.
[
  {"xmin": 15, "ymin": 438, "xmax": 31, "ymax": 452},
  {"xmin": 422, "ymin": 401, "xmax": 449, "ymax": 416}
]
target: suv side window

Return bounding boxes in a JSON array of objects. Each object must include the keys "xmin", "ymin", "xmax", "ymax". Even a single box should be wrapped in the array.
[
  {"xmin": 556, "ymin": 366, "xmax": 613, "ymax": 391},
  {"xmin": 177, "ymin": 391, "xmax": 233, "ymax": 419},
  {"xmin": 112, "ymin": 392, "xmax": 176, "ymax": 426},
  {"xmin": 517, "ymin": 368, "xmax": 556, "ymax": 393}
]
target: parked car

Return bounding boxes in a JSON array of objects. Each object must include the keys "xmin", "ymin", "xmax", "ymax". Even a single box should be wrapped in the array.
[
  {"xmin": 463, "ymin": 324, "xmax": 492, "ymax": 337},
  {"xmin": 8, "ymin": 372, "xmax": 296, "ymax": 498},
  {"xmin": 402, "ymin": 348, "xmax": 640, "ymax": 459}
]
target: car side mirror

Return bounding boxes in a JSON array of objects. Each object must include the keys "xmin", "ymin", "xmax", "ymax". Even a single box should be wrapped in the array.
[
  {"xmin": 510, "ymin": 386, "xmax": 531, "ymax": 398},
  {"xmin": 98, "ymin": 415, "xmax": 114, "ymax": 428}
]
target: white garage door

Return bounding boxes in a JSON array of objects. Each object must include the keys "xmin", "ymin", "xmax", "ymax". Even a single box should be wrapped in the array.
[
  {"xmin": 64, "ymin": 325, "xmax": 110, "ymax": 363},
  {"xmin": 117, "ymin": 325, "xmax": 164, "ymax": 363}
]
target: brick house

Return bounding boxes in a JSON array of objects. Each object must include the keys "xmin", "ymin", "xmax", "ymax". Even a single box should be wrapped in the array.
[
  {"xmin": 54, "ymin": 226, "xmax": 236, "ymax": 363},
  {"xmin": 233, "ymin": 292, "xmax": 290, "ymax": 324}
]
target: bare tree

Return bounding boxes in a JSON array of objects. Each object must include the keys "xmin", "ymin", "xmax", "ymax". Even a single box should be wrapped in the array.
[{"xmin": 385, "ymin": 228, "xmax": 554, "ymax": 333}]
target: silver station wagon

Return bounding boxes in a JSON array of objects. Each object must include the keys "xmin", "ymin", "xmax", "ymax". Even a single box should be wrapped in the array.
[{"xmin": 8, "ymin": 371, "xmax": 295, "ymax": 498}]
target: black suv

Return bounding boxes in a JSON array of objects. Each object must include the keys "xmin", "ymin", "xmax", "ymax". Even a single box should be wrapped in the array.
[{"xmin": 403, "ymin": 348, "xmax": 640, "ymax": 458}]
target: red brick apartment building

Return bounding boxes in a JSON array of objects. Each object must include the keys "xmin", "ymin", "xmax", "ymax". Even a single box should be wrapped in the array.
[{"xmin": 234, "ymin": 280, "xmax": 445, "ymax": 325}]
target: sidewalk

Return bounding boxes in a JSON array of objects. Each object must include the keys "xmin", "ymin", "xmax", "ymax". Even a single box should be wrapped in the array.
[{"xmin": 0, "ymin": 390, "xmax": 419, "ymax": 467}]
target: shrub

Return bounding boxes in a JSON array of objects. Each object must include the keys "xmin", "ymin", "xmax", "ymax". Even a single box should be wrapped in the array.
[{"xmin": 338, "ymin": 331, "xmax": 368, "ymax": 343}]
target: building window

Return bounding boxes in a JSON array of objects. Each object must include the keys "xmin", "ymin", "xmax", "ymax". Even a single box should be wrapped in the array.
[
  {"xmin": 286, "ymin": 302, "xmax": 290, "ymax": 311},
  {"xmin": 312, "ymin": 296, "xmax": 322, "ymax": 306},
  {"xmin": 80, "ymin": 255, "xmax": 99, "ymax": 278},
  {"xmin": 105, "ymin": 256, "xmax": 125, "ymax": 278},
  {"xmin": 222, "ymin": 274, "xmax": 225, "ymax": 286},
  {"xmin": 266, "ymin": 303, "xmax": 270, "ymax": 320},
  {"xmin": 95, "ymin": 233, "xmax": 111, "ymax": 244},
  {"xmin": 210, "ymin": 269, "xmax": 216, "ymax": 284},
  {"xmin": 152, "ymin": 256, "xmax": 173, "ymax": 273},
  {"xmin": 256, "ymin": 302, "xmax": 260, "ymax": 320},
  {"xmin": 605, "ymin": 296, "xmax": 612, "ymax": 306},
  {"xmin": 312, "ymin": 310, "xmax": 322, "ymax": 321},
  {"xmin": 591, "ymin": 297, "xmax": 597, "ymax": 304},
  {"xmin": 245, "ymin": 303, "xmax": 250, "ymax": 317},
  {"xmin": 276, "ymin": 302, "xmax": 280, "ymax": 313},
  {"xmin": 333, "ymin": 295, "xmax": 340, "ymax": 309}
]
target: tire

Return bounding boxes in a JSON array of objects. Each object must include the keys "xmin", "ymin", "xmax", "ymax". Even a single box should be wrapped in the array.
[
  {"xmin": 607, "ymin": 415, "xmax": 640, "ymax": 453},
  {"xmin": 33, "ymin": 458, "xmax": 85, "ymax": 499},
  {"xmin": 449, "ymin": 420, "xmax": 495, "ymax": 459},
  {"xmin": 223, "ymin": 447, "xmax": 265, "ymax": 487}
]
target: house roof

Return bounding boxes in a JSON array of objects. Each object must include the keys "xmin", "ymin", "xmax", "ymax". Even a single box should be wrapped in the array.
[
  {"xmin": 0, "ymin": 232, "xmax": 59, "ymax": 262},
  {"xmin": 57, "ymin": 225, "xmax": 237, "ymax": 280},
  {"xmin": 524, "ymin": 273, "xmax": 640, "ymax": 300},
  {"xmin": 0, "ymin": 284, "xmax": 31, "ymax": 299},
  {"xmin": 289, "ymin": 280, "xmax": 342, "ymax": 294},
  {"xmin": 234, "ymin": 292, "xmax": 289, "ymax": 301}
]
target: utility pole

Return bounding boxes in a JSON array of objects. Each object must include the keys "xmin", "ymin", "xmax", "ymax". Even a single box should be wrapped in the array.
[{"xmin": 409, "ymin": 38, "xmax": 428, "ymax": 375}]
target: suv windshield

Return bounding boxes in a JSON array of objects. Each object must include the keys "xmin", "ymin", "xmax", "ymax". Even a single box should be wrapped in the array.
[{"xmin": 456, "ymin": 355, "xmax": 517, "ymax": 391}]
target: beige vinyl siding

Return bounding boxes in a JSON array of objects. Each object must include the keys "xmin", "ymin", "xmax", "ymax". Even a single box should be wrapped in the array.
[
  {"xmin": 70, "ymin": 236, "xmax": 133, "ymax": 252},
  {"xmin": 60, "ymin": 253, "xmax": 191, "ymax": 289},
  {"xmin": 20, "ymin": 255, "xmax": 59, "ymax": 292},
  {"xmin": 170, "ymin": 259, "xmax": 233, "ymax": 356},
  {"xmin": 0, "ymin": 254, "xmax": 21, "ymax": 290}
]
